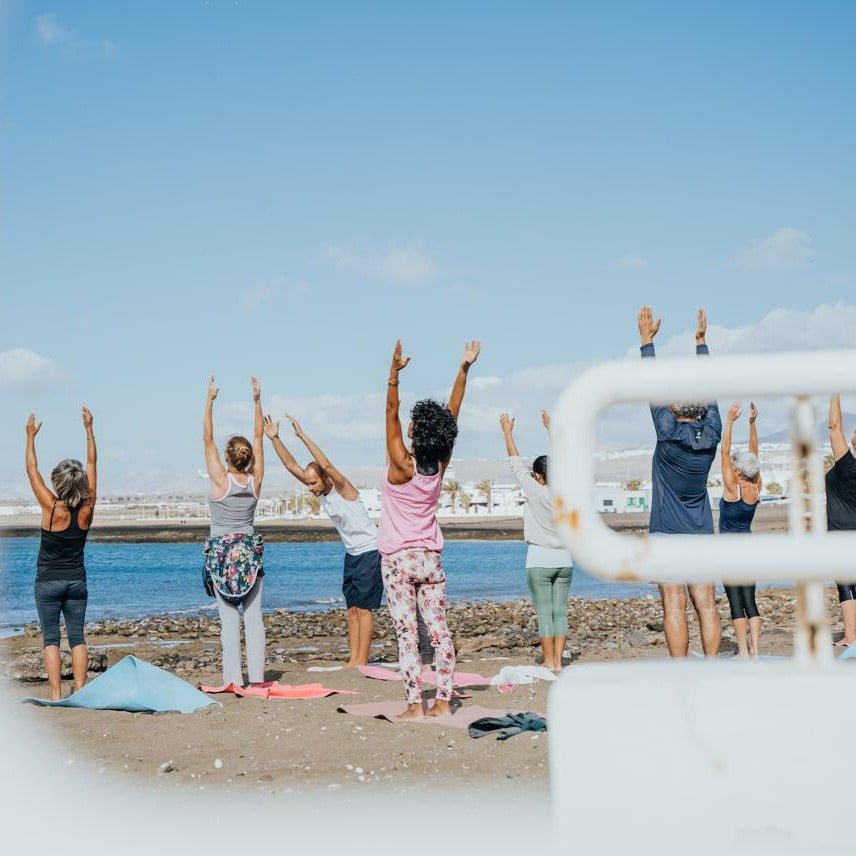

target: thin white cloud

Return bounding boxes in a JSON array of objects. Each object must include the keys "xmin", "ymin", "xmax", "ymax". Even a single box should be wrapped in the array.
[
  {"xmin": 0, "ymin": 348, "xmax": 67, "ymax": 391},
  {"xmin": 35, "ymin": 13, "xmax": 71, "ymax": 45},
  {"xmin": 240, "ymin": 276, "xmax": 306, "ymax": 312},
  {"xmin": 35, "ymin": 13, "xmax": 115, "ymax": 59},
  {"xmin": 322, "ymin": 241, "xmax": 437, "ymax": 285},
  {"xmin": 608, "ymin": 254, "xmax": 649, "ymax": 272},
  {"xmin": 735, "ymin": 227, "xmax": 813, "ymax": 272}
]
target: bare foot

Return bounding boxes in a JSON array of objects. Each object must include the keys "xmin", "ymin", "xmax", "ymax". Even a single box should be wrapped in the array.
[
  {"xmin": 344, "ymin": 661, "xmax": 359, "ymax": 669},
  {"xmin": 425, "ymin": 700, "xmax": 452, "ymax": 718},
  {"xmin": 395, "ymin": 703, "xmax": 425, "ymax": 721},
  {"xmin": 833, "ymin": 638, "xmax": 856, "ymax": 648}
]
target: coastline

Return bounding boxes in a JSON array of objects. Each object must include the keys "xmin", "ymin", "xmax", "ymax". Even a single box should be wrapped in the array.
[{"xmin": 0, "ymin": 504, "xmax": 789, "ymax": 542}]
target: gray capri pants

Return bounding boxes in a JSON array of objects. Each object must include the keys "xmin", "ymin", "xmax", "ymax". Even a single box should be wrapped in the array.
[{"xmin": 34, "ymin": 579, "xmax": 88, "ymax": 648}]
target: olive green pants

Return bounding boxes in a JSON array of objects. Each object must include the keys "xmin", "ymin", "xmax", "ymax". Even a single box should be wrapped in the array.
[{"xmin": 527, "ymin": 566, "xmax": 573, "ymax": 636}]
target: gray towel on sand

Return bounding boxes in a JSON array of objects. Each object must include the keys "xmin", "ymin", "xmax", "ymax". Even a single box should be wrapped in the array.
[{"xmin": 467, "ymin": 712, "xmax": 547, "ymax": 741}]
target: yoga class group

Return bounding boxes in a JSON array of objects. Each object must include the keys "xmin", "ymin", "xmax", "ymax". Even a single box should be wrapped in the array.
[{"xmin": 23, "ymin": 305, "xmax": 856, "ymax": 717}]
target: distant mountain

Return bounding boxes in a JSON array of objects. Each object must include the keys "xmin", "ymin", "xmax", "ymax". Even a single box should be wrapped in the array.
[{"xmin": 759, "ymin": 412, "xmax": 856, "ymax": 445}]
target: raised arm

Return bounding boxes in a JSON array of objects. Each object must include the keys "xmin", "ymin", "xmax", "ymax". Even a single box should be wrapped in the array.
[
  {"xmin": 263, "ymin": 415, "xmax": 309, "ymax": 485},
  {"xmin": 500, "ymin": 412, "xmax": 520, "ymax": 457},
  {"xmin": 638, "ymin": 304, "xmax": 661, "ymax": 360},
  {"xmin": 830, "ymin": 395, "xmax": 849, "ymax": 461},
  {"xmin": 448, "ymin": 340, "xmax": 481, "ymax": 420},
  {"xmin": 250, "ymin": 376, "xmax": 264, "ymax": 487},
  {"xmin": 749, "ymin": 402, "xmax": 759, "ymax": 456},
  {"xmin": 721, "ymin": 402, "xmax": 739, "ymax": 496},
  {"xmin": 25, "ymin": 414, "xmax": 56, "ymax": 510},
  {"xmin": 288, "ymin": 414, "xmax": 358, "ymax": 500},
  {"xmin": 541, "ymin": 410, "xmax": 551, "ymax": 433},
  {"xmin": 81, "ymin": 406, "xmax": 97, "ymax": 510},
  {"xmin": 203, "ymin": 375, "xmax": 227, "ymax": 494},
  {"xmin": 386, "ymin": 340, "xmax": 413, "ymax": 483}
]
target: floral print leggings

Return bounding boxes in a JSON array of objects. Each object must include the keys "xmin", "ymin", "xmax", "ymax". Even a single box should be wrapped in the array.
[{"xmin": 381, "ymin": 548, "xmax": 456, "ymax": 704}]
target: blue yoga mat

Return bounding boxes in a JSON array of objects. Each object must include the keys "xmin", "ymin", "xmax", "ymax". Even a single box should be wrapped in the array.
[
  {"xmin": 20, "ymin": 655, "xmax": 220, "ymax": 714},
  {"xmin": 838, "ymin": 642, "xmax": 856, "ymax": 660}
]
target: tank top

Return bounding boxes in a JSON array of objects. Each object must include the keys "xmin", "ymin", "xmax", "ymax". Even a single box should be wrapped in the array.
[
  {"xmin": 718, "ymin": 482, "xmax": 758, "ymax": 534},
  {"xmin": 320, "ymin": 489, "xmax": 377, "ymax": 556},
  {"xmin": 377, "ymin": 464, "xmax": 443, "ymax": 556},
  {"xmin": 209, "ymin": 473, "xmax": 258, "ymax": 537},
  {"xmin": 37, "ymin": 504, "xmax": 88, "ymax": 582}
]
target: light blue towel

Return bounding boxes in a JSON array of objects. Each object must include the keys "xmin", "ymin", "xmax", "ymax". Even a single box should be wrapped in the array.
[
  {"xmin": 21, "ymin": 655, "xmax": 220, "ymax": 714},
  {"xmin": 838, "ymin": 642, "xmax": 856, "ymax": 660}
]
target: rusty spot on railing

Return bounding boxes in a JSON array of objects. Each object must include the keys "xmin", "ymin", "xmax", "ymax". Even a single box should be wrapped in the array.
[{"xmin": 554, "ymin": 497, "xmax": 581, "ymax": 531}]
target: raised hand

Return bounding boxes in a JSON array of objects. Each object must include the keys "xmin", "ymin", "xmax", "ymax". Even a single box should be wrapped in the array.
[
  {"xmin": 207, "ymin": 375, "xmax": 219, "ymax": 401},
  {"xmin": 695, "ymin": 309, "xmax": 708, "ymax": 344},
  {"xmin": 500, "ymin": 412, "xmax": 515, "ymax": 434},
  {"xmin": 81, "ymin": 406, "xmax": 93, "ymax": 430},
  {"xmin": 749, "ymin": 402, "xmax": 758, "ymax": 423},
  {"xmin": 285, "ymin": 413, "xmax": 303, "ymax": 438},
  {"xmin": 263, "ymin": 415, "xmax": 279, "ymax": 439},
  {"xmin": 541, "ymin": 410, "xmax": 551, "ymax": 431},
  {"xmin": 462, "ymin": 339, "xmax": 481, "ymax": 369},
  {"xmin": 251, "ymin": 376, "xmax": 261, "ymax": 402},
  {"xmin": 26, "ymin": 413, "xmax": 43, "ymax": 438},
  {"xmin": 727, "ymin": 401, "xmax": 741, "ymax": 422},
  {"xmin": 638, "ymin": 305, "xmax": 661, "ymax": 345},
  {"xmin": 390, "ymin": 340, "xmax": 411, "ymax": 376}
]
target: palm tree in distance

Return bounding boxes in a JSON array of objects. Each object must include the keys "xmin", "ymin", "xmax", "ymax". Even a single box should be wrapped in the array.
[
  {"xmin": 476, "ymin": 479, "xmax": 493, "ymax": 514},
  {"xmin": 442, "ymin": 479, "xmax": 461, "ymax": 514}
]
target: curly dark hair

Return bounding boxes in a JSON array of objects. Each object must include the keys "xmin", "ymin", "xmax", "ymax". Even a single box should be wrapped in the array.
[{"xmin": 411, "ymin": 398, "xmax": 458, "ymax": 471}]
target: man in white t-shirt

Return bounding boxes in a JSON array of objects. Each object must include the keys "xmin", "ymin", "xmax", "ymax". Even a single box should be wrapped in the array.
[{"xmin": 264, "ymin": 414, "xmax": 383, "ymax": 667}]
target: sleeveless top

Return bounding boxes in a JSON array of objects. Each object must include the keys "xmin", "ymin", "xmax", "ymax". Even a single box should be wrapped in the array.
[
  {"xmin": 718, "ymin": 482, "xmax": 759, "ymax": 534},
  {"xmin": 320, "ymin": 489, "xmax": 377, "ymax": 556},
  {"xmin": 209, "ymin": 473, "xmax": 259, "ymax": 537},
  {"xmin": 377, "ymin": 463, "xmax": 443, "ymax": 556},
  {"xmin": 37, "ymin": 504, "xmax": 88, "ymax": 582}
]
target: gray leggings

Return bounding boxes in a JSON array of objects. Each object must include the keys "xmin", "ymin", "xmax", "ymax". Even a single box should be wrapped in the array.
[
  {"xmin": 34, "ymin": 579, "xmax": 88, "ymax": 648},
  {"xmin": 214, "ymin": 579, "xmax": 265, "ymax": 686}
]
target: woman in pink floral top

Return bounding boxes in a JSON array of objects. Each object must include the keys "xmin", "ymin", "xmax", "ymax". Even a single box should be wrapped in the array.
[{"xmin": 378, "ymin": 339, "xmax": 481, "ymax": 720}]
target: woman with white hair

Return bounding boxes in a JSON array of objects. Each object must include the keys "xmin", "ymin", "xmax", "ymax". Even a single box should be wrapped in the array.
[
  {"xmin": 719, "ymin": 401, "xmax": 763, "ymax": 658},
  {"xmin": 25, "ymin": 407, "xmax": 97, "ymax": 700}
]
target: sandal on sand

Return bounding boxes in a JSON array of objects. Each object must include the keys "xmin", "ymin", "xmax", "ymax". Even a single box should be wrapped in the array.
[{"xmin": 833, "ymin": 639, "xmax": 854, "ymax": 648}]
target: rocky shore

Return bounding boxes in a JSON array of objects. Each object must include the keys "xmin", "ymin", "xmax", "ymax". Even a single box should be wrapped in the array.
[{"xmin": 2, "ymin": 587, "xmax": 832, "ymax": 683}]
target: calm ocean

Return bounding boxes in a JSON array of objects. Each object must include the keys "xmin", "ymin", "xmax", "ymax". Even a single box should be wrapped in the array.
[{"xmin": 8, "ymin": 536, "xmax": 754, "ymax": 636}]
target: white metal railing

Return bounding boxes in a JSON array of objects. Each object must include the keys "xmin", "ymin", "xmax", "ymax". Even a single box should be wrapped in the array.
[{"xmin": 551, "ymin": 349, "xmax": 856, "ymax": 661}]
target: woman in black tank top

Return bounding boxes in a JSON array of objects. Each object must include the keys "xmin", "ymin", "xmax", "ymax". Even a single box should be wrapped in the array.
[
  {"xmin": 719, "ymin": 402, "xmax": 763, "ymax": 658},
  {"xmin": 25, "ymin": 407, "xmax": 97, "ymax": 701}
]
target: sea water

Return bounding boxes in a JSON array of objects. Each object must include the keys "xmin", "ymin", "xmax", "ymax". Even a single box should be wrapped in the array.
[{"xmin": 0, "ymin": 537, "xmax": 665, "ymax": 636}]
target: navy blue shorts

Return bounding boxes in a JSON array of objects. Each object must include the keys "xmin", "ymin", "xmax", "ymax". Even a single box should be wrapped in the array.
[{"xmin": 343, "ymin": 550, "xmax": 383, "ymax": 610}]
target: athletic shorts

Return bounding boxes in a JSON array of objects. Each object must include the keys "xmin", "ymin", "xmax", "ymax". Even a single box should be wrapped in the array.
[{"xmin": 343, "ymin": 549, "xmax": 384, "ymax": 610}]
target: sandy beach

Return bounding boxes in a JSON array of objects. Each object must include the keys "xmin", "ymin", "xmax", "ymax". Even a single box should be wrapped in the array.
[{"xmin": 1, "ymin": 585, "xmax": 846, "ymax": 796}]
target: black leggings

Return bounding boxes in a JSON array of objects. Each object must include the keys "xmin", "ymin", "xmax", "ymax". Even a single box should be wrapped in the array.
[
  {"xmin": 837, "ymin": 583, "xmax": 856, "ymax": 603},
  {"xmin": 34, "ymin": 579, "xmax": 88, "ymax": 648},
  {"xmin": 724, "ymin": 584, "xmax": 760, "ymax": 620}
]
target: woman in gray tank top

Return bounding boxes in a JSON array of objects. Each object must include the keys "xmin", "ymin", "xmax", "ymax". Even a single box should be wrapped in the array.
[{"xmin": 203, "ymin": 374, "xmax": 266, "ymax": 688}]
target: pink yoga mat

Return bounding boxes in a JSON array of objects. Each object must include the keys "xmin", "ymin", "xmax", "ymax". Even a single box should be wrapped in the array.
[
  {"xmin": 358, "ymin": 665, "xmax": 491, "ymax": 687},
  {"xmin": 199, "ymin": 681, "xmax": 359, "ymax": 700},
  {"xmin": 337, "ymin": 701, "xmax": 512, "ymax": 728}
]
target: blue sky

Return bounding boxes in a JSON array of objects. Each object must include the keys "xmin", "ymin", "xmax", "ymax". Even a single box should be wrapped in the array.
[{"xmin": 2, "ymin": 2, "xmax": 856, "ymax": 494}]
